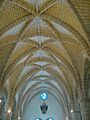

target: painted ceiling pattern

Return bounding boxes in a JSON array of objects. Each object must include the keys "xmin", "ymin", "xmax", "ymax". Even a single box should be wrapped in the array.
[{"xmin": 0, "ymin": 0, "xmax": 90, "ymax": 118}]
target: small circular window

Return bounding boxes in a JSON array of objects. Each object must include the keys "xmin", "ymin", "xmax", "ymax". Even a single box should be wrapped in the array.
[
  {"xmin": 46, "ymin": 118, "xmax": 54, "ymax": 120},
  {"xmin": 40, "ymin": 93, "xmax": 48, "ymax": 100},
  {"xmin": 35, "ymin": 118, "xmax": 42, "ymax": 120}
]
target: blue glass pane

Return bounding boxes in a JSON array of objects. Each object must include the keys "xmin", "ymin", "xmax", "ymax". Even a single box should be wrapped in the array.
[
  {"xmin": 35, "ymin": 118, "xmax": 42, "ymax": 120},
  {"xmin": 40, "ymin": 93, "xmax": 48, "ymax": 100},
  {"xmin": 46, "ymin": 118, "xmax": 54, "ymax": 120}
]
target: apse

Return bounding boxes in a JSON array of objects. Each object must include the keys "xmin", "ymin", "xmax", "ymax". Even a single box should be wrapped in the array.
[{"xmin": 23, "ymin": 92, "xmax": 64, "ymax": 120}]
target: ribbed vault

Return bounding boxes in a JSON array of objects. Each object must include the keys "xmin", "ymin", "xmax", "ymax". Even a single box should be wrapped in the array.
[{"xmin": 0, "ymin": 0, "xmax": 90, "ymax": 120}]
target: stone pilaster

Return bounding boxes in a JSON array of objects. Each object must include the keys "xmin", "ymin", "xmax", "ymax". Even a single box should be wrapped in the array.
[
  {"xmin": 13, "ymin": 110, "xmax": 18, "ymax": 120},
  {"xmin": 80, "ymin": 99, "xmax": 90, "ymax": 120},
  {"xmin": 6, "ymin": 113, "xmax": 11, "ymax": 120},
  {"xmin": 71, "ymin": 109, "xmax": 81, "ymax": 120},
  {"xmin": 78, "ymin": 87, "xmax": 90, "ymax": 120},
  {"xmin": 70, "ymin": 99, "xmax": 82, "ymax": 120}
]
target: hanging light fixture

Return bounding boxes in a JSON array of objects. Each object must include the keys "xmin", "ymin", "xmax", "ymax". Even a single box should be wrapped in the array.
[
  {"xmin": 71, "ymin": 109, "xmax": 74, "ymax": 113},
  {"xmin": 18, "ymin": 116, "xmax": 21, "ymax": 120},
  {"xmin": 8, "ymin": 108, "xmax": 11, "ymax": 113},
  {"xmin": 66, "ymin": 117, "xmax": 68, "ymax": 120},
  {"xmin": 0, "ymin": 99, "xmax": 2, "ymax": 103}
]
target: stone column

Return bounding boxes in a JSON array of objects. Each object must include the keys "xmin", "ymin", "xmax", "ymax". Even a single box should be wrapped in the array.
[
  {"xmin": 6, "ymin": 113, "xmax": 11, "ymax": 120},
  {"xmin": 0, "ymin": 104, "xmax": 3, "ymax": 120},
  {"xmin": 71, "ymin": 109, "xmax": 81, "ymax": 120},
  {"xmin": 80, "ymin": 99, "xmax": 90, "ymax": 120},
  {"xmin": 70, "ymin": 99, "xmax": 82, "ymax": 120},
  {"xmin": 13, "ymin": 110, "xmax": 18, "ymax": 120},
  {"xmin": 78, "ymin": 87, "xmax": 90, "ymax": 120},
  {"xmin": 67, "ymin": 116, "xmax": 72, "ymax": 120},
  {"xmin": 0, "ymin": 108, "xmax": 5, "ymax": 120}
]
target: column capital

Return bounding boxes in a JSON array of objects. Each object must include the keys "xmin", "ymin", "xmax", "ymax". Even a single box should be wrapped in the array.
[{"xmin": 78, "ymin": 87, "xmax": 87, "ymax": 102}]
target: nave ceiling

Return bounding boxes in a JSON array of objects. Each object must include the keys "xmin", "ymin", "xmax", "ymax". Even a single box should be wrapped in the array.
[{"xmin": 0, "ymin": 0, "xmax": 90, "ymax": 117}]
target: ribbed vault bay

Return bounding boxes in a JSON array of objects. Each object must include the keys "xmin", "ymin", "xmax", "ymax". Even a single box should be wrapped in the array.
[{"xmin": 0, "ymin": 0, "xmax": 90, "ymax": 120}]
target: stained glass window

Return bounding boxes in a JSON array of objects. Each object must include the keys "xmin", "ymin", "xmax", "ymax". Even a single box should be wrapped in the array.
[
  {"xmin": 40, "ymin": 93, "xmax": 48, "ymax": 100},
  {"xmin": 46, "ymin": 118, "xmax": 54, "ymax": 120},
  {"xmin": 35, "ymin": 118, "xmax": 42, "ymax": 120}
]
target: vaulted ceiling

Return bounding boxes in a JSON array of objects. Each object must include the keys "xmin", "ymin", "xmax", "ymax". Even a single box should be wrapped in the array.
[{"xmin": 0, "ymin": 0, "xmax": 90, "ymax": 117}]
